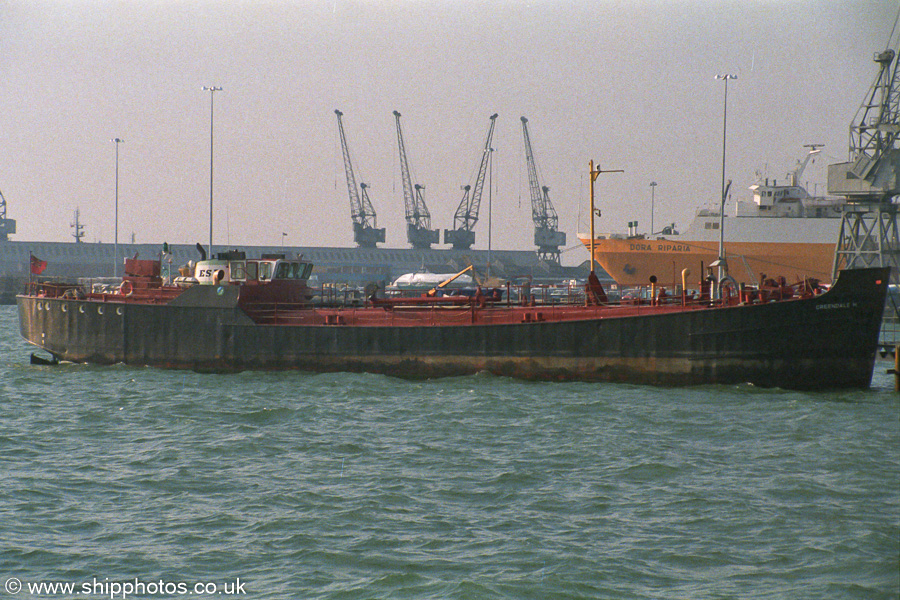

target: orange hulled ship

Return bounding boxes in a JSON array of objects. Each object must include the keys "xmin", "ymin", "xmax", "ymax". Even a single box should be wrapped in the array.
[{"xmin": 581, "ymin": 147, "xmax": 843, "ymax": 287}]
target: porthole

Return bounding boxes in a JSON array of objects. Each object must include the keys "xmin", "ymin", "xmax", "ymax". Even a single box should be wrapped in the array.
[
  {"xmin": 79, "ymin": 305, "xmax": 85, "ymax": 314},
  {"xmin": 98, "ymin": 306, "xmax": 104, "ymax": 315},
  {"xmin": 116, "ymin": 306, "xmax": 124, "ymax": 316},
  {"xmin": 61, "ymin": 304, "xmax": 67, "ymax": 312}
]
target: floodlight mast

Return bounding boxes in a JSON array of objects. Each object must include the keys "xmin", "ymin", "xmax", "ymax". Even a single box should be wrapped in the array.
[
  {"xmin": 713, "ymin": 74, "xmax": 736, "ymax": 294},
  {"xmin": 112, "ymin": 137, "xmax": 124, "ymax": 277},
  {"xmin": 201, "ymin": 85, "xmax": 222, "ymax": 257}
]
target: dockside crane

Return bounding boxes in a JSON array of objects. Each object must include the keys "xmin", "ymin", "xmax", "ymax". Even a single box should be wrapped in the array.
[
  {"xmin": 335, "ymin": 110, "xmax": 386, "ymax": 248},
  {"xmin": 0, "ymin": 190, "xmax": 15, "ymax": 242},
  {"xmin": 521, "ymin": 117, "xmax": 566, "ymax": 263},
  {"xmin": 444, "ymin": 114, "xmax": 498, "ymax": 250},
  {"xmin": 829, "ymin": 25, "xmax": 900, "ymax": 279},
  {"xmin": 393, "ymin": 111, "xmax": 439, "ymax": 249}
]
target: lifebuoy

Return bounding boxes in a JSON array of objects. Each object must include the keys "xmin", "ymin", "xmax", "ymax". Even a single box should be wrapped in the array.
[{"xmin": 118, "ymin": 280, "xmax": 133, "ymax": 297}]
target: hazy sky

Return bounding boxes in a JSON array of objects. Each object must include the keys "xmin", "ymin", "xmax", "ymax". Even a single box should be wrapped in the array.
[{"xmin": 0, "ymin": 0, "xmax": 896, "ymax": 264}]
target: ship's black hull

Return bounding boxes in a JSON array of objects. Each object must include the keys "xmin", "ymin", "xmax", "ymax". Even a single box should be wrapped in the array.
[{"xmin": 18, "ymin": 268, "xmax": 890, "ymax": 390}]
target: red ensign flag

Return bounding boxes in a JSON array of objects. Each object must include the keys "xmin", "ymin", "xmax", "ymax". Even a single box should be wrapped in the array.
[{"xmin": 30, "ymin": 254, "xmax": 47, "ymax": 275}]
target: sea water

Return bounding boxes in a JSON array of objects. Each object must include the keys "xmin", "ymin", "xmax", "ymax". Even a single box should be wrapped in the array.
[{"xmin": 0, "ymin": 305, "xmax": 897, "ymax": 599}]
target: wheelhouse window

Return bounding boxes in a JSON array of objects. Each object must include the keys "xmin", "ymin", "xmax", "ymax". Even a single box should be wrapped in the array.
[
  {"xmin": 258, "ymin": 262, "xmax": 273, "ymax": 281},
  {"xmin": 230, "ymin": 261, "xmax": 246, "ymax": 281},
  {"xmin": 275, "ymin": 262, "xmax": 290, "ymax": 279},
  {"xmin": 272, "ymin": 261, "xmax": 312, "ymax": 280}
]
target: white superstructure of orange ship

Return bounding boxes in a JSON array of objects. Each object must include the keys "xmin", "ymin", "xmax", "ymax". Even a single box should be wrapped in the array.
[{"xmin": 580, "ymin": 147, "xmax": 843, "ymax": 287}]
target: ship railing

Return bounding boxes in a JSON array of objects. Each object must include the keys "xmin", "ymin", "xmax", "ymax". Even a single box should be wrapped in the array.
[
  {"xmin": 238, "ymin": 285, "xmax": 819, "ymax": 327},
  {"xmin": 615, "ymin": 276, "xmax": 826, "ymax": 308},
  {"xmin": 23, "ymin": 278, "xmax": 84, "ymax": 298},
  {"xmin": 23, "ymin": 276, "xmax": 183, "ymax": 304},
  {"xmin": 514, "ymin": 284, "xmax": 586, "ymax": 306},
  {"xmin": 304, "ymin": 282, "xmax": 602, "ymax": 308},
  {"xmin": 240, "ymin": 280, "xmax": 819, "ymax": 325},
  {"xmin": 242, "ymin": 296, "xmax": 701, "ymax": 327}
]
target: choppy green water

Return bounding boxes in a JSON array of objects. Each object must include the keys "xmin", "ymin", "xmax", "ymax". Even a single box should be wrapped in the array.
[{"xmin": 0, "ymin": 305, "xmax": 897, "ymax": 599}]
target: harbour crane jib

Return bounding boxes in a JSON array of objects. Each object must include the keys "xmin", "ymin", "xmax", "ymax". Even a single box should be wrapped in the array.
[
  {"xmin": 521, "ymin": 117, "xmax": 566, "ymax": 263},
  {"xmin": 828, "ymin": 39, "xmax": 900, "ymax": 199},
  {"xmin": 829, "ymin": 24, "xmax": 900, "ymax": 279},
  {"xmin": 335, "ymin": 109, "xmax": 385, "ymax": 248},
  {"xmin": 394, "ymin": 111, "xmax": 439, "ymax": 249},
  {"xmin": 444, "ymin": 113, "xmax": 498, "ymax": 250}
]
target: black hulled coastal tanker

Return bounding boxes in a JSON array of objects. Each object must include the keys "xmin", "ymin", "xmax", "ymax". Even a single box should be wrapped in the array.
[{"xmin": 17, "ymin": 249, "xmax": 890, "ymax": 391}]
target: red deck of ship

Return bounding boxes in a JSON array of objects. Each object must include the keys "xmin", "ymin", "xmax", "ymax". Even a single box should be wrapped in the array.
[
  {"xmin": 27, "ymin": 268, "xmax": 823, "ymax": 329},
  {"xmin": 239, "ymin": 300, "xmax": 711, "ymax": 327}
]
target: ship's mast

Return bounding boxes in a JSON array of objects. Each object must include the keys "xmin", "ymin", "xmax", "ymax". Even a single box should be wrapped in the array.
[{"xmin": 70, "ymin": 208, "xmax": 85, "ymax": 243}]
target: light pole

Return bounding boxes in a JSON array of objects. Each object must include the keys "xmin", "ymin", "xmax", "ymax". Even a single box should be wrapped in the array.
[
  {"xmin": 112, "ymin": 137, "xmax": 124, "ymax": 277},
  {"xmin": 649, "ymin": 181, "xmax": 657, "ymax": 236},
  {"xmin": 202, "ymin": 85, "xmax": 222, "ymax": 258},
  {"xmin": 714, "ymin": 74, "xmax": 736, "ymax": 294}
]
